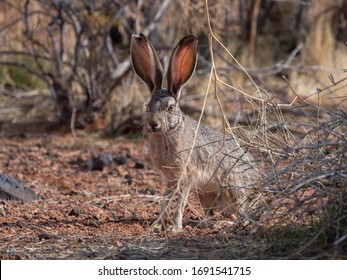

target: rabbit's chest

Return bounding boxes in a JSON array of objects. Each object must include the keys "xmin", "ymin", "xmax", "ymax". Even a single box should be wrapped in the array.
[{"xmin": 148, "ymin": 136, "xmax": 184, "ymax": 180}]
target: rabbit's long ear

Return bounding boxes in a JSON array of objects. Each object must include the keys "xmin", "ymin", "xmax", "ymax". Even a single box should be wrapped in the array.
[
  {"xmin": 167, "ymin": 35, "xmax": 198, "ymax": 101},
  {"xmin": 131, "ymin": 33, "xmax": 163, "ymax": 94}
]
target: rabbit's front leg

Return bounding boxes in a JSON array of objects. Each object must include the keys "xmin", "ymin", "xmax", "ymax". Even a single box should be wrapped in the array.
[
  {"xmin": 152, "ymin": 181, "xmax": 176, "ymax": 231},
  {"xmin": 172, "ymin": 182, "xmax": 191, "ymax": 231}
]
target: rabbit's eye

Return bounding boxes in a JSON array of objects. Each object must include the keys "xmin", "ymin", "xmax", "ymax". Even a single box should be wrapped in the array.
[
  {"xmin": 145, "ymin": 104, "xmax": 149, "ymax": 112},
  {"xmin": 167, "ymin": 105, "xmax": 175, "ymax": 113}
]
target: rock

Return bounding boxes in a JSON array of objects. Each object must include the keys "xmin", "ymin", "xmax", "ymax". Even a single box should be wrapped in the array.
[
  {"xmin": 68, "ymin": 208, "xmax": 81, "ymax": 216},
  {"xmin": 88, "ymin": 153, "xmax": 114, "ymax": 171},
  {"xmin": 133, "ymin": 159, "xmax": 145, "ymax": 169},
  {"xmin": 123, "ymin": 173, "xmax": 132, "ymax": 184},
  {"xmin": 113, "ymin": 155, "xmax": 127, "ymax": 166},
  {"xmin": 0, "ymin": 173, "xmax": 39, "ymax": 202}
]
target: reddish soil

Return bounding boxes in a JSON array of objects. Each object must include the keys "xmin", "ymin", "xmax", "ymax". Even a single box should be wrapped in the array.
[{"xmin": 0, "ymin": 132, "xmax": 237, "ymax": 259}]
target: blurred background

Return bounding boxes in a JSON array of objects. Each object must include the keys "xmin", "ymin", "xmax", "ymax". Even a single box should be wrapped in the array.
[{"xmin": 0, "ymin": 0, "xmax": 346, "ymax": 136}]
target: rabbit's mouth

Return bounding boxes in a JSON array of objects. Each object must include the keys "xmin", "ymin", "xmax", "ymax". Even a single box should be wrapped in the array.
[
  {"xmin": 147, "ymin": 121, "xmax": 165, "ymax": 133},
  {"xmin": 147, "ymin": 125, "xmax": 163, "ymax": 133}
]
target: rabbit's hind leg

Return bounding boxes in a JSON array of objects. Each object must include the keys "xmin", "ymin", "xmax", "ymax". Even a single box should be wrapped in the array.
[
  {"xmin": 198, "ymin": 192, "xmax": 218, "ymax": 217},
  {"xmin": 196, "ymin": 192, "xmax": 220, "ymax": 228},
  {"xmin": 218, "ymin": 189, "xmax": 239, "ymax": 217}
]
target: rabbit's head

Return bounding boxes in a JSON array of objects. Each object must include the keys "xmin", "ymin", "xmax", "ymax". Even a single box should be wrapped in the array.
[{"xmin": 131, "ymin": 33, "xmax": 198, "ymax": 134}]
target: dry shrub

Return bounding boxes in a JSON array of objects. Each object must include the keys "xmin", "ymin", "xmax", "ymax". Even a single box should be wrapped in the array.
[
  {"xmin": 0, "ymin": 0, "xmax": 140, "ymax": 126},
  {"xmin": 249, "ymin": 99, "xmax": 347, "ymax": 258},
  {"xmin": 177, "ymin": 1, "xmax": 347, "ymax": 259},
  {"xmin": 202, "ymin": 67, "xmax": 347, "ymax": 258}
]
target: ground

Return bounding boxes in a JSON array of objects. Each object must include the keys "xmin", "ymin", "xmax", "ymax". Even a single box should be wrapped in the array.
[{"xmin": 0, "ymin": 132, "xmax": 239, "ymax": 259}]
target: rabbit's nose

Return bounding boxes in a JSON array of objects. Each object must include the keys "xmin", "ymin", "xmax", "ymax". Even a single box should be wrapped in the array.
[{"xmin": 148, "ymin": 120, "xmax": 161, "ymax": 132}]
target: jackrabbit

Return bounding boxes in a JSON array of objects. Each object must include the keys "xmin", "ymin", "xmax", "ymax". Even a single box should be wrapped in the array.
[{"xmin": 131, "ymin": 33, "xmax": 259, "ymax": 231}]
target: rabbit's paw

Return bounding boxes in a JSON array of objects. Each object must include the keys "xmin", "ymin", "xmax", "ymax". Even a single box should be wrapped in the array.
[
  {"xmin": 166, "ymin": 224, "xmax": 184, "ymax": 233},
  {"xmin": 150, "ymin": 219, "xmax": 165, "ymax": 233}
]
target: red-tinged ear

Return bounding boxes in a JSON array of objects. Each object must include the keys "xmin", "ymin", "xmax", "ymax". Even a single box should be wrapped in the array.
[
  {"xmin": 167, "ymin": 35, "xmax": 198, "ymax": 101},
  {"xmin": 130, "ymin": 33, "xmax": 163, "ymax": 94}
]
